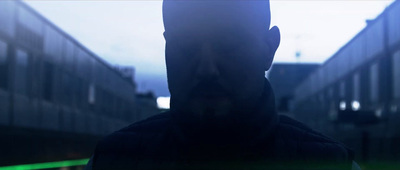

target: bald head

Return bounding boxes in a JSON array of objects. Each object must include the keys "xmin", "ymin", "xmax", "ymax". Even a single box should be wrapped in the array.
[
  {"xmin": 163, "ymin": 0, "xmax": 280, "ymax": 124},
  {"xmin": 163, "ymin": 0, "xmax": 271, "ymax": 34}
]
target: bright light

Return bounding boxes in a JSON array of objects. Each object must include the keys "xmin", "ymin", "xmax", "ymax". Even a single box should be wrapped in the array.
[
  {"xmin": 351, "ymin": 101, "xmax": 361, "ymax": 111},
  {"xmin": 157, "ymin": 97, "xmax": 170, "ymax": 109},
  {"xmin": 375, "ymin": 108, "xmax": 383, "ymax": 118},
  {"xmin": 339, "ymin": 101, "xmax": 346, "ymax": 110}
]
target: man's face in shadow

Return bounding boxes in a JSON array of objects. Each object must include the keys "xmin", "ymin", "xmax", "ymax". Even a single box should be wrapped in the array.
[{"xmin": 163, "ymin": 1, "xmax": 280, "ymax": 127}]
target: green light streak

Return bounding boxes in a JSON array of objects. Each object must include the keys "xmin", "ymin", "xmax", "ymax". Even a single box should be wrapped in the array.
[{"xmin": 0, "ymin": 158, "xmax": 89, "ymax": 170}]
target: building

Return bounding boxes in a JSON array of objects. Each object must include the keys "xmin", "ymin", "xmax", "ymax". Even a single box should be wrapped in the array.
[
  {"xmin": 268, "ymin": 63, "xmax": 319, "ymax": 115},
  {"xmin": 292, "ymin": 1, "xmax": 400, "ymax": 161},
  {"xmin": 0, "ymin": 0, "xmax": 159, "ymax": 166},
  {"xmin": 114, "ymin": 65, "xmax": 136, "ymax": 85}
]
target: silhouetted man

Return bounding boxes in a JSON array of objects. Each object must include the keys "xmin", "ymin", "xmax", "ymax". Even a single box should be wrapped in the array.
[{"xmin": 86, "ymin": 1, "xmax": 360, "ymax": 169}]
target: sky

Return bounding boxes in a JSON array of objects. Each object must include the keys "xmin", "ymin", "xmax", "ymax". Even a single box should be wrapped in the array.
[{"xmin": 25, "ymin": 0, "xmax": 394, "ymax": 97}]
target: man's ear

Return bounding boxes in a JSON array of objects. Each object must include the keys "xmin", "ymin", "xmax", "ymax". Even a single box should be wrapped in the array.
[{"xmin": 264, "ymin": 26, "xmax": 280, "ymax": 71}]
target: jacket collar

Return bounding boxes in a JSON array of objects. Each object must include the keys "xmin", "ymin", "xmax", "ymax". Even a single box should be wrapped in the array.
[{"xmin": 170, "ymin": 78, "xmax": 279, "ymax": 147}]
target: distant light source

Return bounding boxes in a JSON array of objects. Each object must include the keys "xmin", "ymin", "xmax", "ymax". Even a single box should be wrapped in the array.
[
  {"xmin": 375, "ymin": 108, "xmax": 383, "ymax": 118},
  {"xmin": 157, "ymin": 97, "xmax": 170, "ymax": 109},
  {"xmin": 390, "ymin": 105, "xmax": 397, "ymax": 113},
  {"xmin": 351, "ymin": 101, "xmax": 361, "ymax": 111},
  {"xmin": 339, "ymin": 101, "xmax": 346, "ymax": 111}
]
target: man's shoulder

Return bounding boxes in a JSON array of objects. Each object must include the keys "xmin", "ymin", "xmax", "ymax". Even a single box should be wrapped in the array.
[
  {"xmin": 119, "ymin": 111, "xmax": 173, "ymax": 134},
  {"xmin": 275, "ymin": 115, "xmax": 354, "ymax": 162},
  {"xmin": 276, "ymin": 115, "xmax": 336, "ymax": 143},
  {"xmin": 96, "ymin": 112, "xmax": 172, "ymax": 153}
]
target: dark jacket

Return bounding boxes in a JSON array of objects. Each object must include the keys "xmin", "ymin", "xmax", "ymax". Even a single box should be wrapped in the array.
[{"xmin": 87, "ymin": 81, "xmax": 355, "ymax": 170}]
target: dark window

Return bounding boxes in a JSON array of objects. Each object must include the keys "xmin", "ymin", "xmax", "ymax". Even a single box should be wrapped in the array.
[
  {"xmin": 64, "ymin": 40, "xmax": 75, "ymax": 70},
  {"xmin": 14, "ymin": 49, "xmax": 28, "ymax": 95},
  {"xmin": 42, "ymin": 62, "xmax": 54, "ymax": 101},
  {"xmin": 88, "ymin": 84, "xmax": 95, "ymax": 105},
  {"xmin": 44, "ymin": 26, "xmax": 62, "ymax": 62},
  {"xmin": 17, "ymin": 24, "xmax": 44, "ymax": 50},
  {"xmin": 370, "ymin": 63, "xmax": 379, "ymax": 102},
  {"xmin": 353, "ymin": 73, "xmax": 360, "ymax": 101},
  {"xmin": 0, "ymin": 40, "xmax": 8, "ymax": 89},
  {"xmin": 62, "ymin": 72, "xmax": 73, "ymax": 106},
  {"xmin": 339, "ymin": 81, "xmax": 346, "ymax": 99},
  {"xmin": 394, "ymin": 51, "xmax": 400, "ymax": 99},
  {"xmin": 75, "ymin": 78, "xmax": 83, "ymax": 109}
]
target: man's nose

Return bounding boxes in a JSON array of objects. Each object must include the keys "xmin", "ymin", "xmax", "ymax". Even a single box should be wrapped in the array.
[{"xmin": 195, "ymin": 44, "xmax": 220, "ymax": 81}]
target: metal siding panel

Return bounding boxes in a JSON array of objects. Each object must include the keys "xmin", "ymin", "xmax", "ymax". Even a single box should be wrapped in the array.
[
  {"xmin": 327, "ymin": 62, "xmax": 332, "ymax": 85},
  {"xmin": 104, "ymin": 118, "xmax": 113, "ymax": 135},
  {"xmin": 60, "ymin": 107, "xmax": 74, "ymax": 133},
  {"xmin": 74, "ymin": 111, "xmax": 86, "ymax": 134},
  {"xmin": 100, "ymin": 116, "xmax": 108, "ymax": 135},
  {"xmin": 310, "ymin": 73, "xmax": 317, "ymax": 94},
  {"xmin": 76, "ymin": 49, "xmax": 90, "ymax": 79},
  {"xmin": 0, "ymin": 1, "xmax": 16, "ymax": 37},
  {"xmin": 63, "ymin": 40, "xmax": 76, "ymax": 72},
  {"xmin": 40, "ymin": 102, "xmax": 59, "ymax": 131},
  {"xmin": 86, "ymin": 113, "xmax": 98, "ymax": 135},
  {"xmin": 366, "ymin": 19, "xmax": 385, "ymax": 59},
  {"xmin": 318, "ymin": 68, "xmax": 324, "ymax": 90},
  {"xmin": 336, "ymin": 52, "xmax": 344, "ymax": 79},
  {"xmin": 306, "ymin": 77, "xmax": 311, "ymax": 98},
  {"xmin": 44, "ymin": 26, "xmax": 63, "ymax": 64},
  {"xmin": 76, "ymin": 48, "xmax": 83, "ymax": 77},
  {"xmin": 336, "ymin": 54, "xmax": 344, "ymax": 79},
  {"xmin": 393, "ymin": 50, "xmax": 400, "ymax": 99},
  {"xmin": 14, "ymin": 49, "xmax": 29, "ymax": 96},
  {"xmin": 350, "ymin": 35, "xmax": 366, "ymax": 70},
  {"xmin": 17, "ymin": 4, "xmax": 43, "ymax": 36},
  {"xmin": 388, "ymin": 2, "xmax": 400, "ymax": 46},
  {"xmin": 94, "ymin": 61, "xmax": 100, "ymax": 85},
  {"xmin": 324, "ymin": 63, "xmax": 331, "ymax": 86},
  {"xmin": 353, "ymin": 72, "xmax": 360, "ymax": 101},
  {"xmin": 0, "ymin": 39, "xmax": 8, "ymax": 92},
  {"xmin": 370, "ymin": 63, "xmax": 379, "ymax": 102},
  {"xmin": 340, "ymin": 47, "xmax": 350, "ymax": 78},
  {"xmin": 94, "ymin": 115, "xmax": 102, "ymax": 135},
  {"xmin": 88, "ymin": 58, "xmax": 94, "ymax": 83},
  {"xmin": 326, "ymin": 58, "xmax": 338, "ymax": 85},
  {"xmin": 0, "ymin": 90, "xmax": 9, "ymax": 125},
  {"xmin": 13, "ymin": 95, "xmax": 37, "ymax": 128}
]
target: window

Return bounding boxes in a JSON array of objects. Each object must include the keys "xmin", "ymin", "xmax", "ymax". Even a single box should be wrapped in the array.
[
  {"xmin": 0, "ymin": 40, "xmax": 8, "ymax": 89},
  {"xmin": 75, "ymin": 78, "xmax": 84, "ymax": 109},
  {"xmin": 88, "ymin": 84, "xmax": 95, "ymax": 104},
  {"xmin": 370, "ymin": 63, "xmax": 379, "ymax": 102},
  {"xmin": 64, "ymin": 40, "xmax": 75, "ymax": 70},
  {"xmin": 393, "ymin": 51, "xmax": 400, "ymax": 99},
  {"xmin": 42, "ymin": 62, "xmax": 54, "ymax": 101},
  {"xmin": 339, "ymin": 81, "xmax": 345, "ymax": 99},
  {"xmin": 14, "ymin": 49, "xmax": 29, "ymax": 95},
  {"xmin": 0, "ymin": 40, "xmax": 6, "ymax": 63},
  {"xmin": 353, "ymin": 73, "xmax": 360, "ymax": 101},
  {"xmin": 44, "ymin": 26, "xmax": 62, "ymax": 61},
  {"xmin": 62, "ymin": 73, "xmax": 73, "ymax": 106},
  {"xmin": 328, "ymin": 87, "xmax": 333, "ymax": 100}
]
